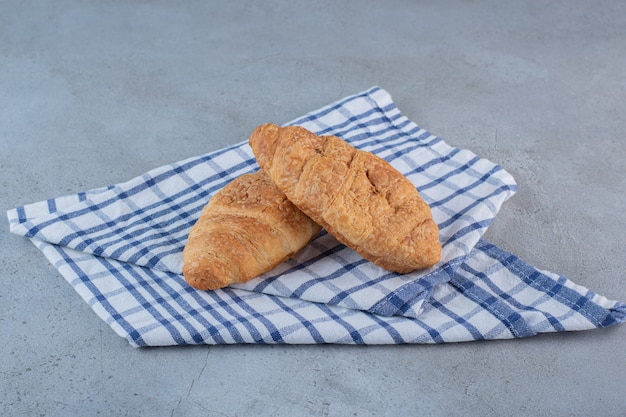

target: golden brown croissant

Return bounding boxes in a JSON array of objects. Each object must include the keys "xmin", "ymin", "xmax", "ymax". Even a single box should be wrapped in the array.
[
  {"xmin": 182, "ymin": 170, "xmax": 321, "ymax": 290},
  {"xmin": 249, "ymin": 123, "xmax": 441, "ymax": 273}
]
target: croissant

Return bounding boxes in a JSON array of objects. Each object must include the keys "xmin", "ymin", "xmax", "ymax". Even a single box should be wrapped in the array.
[
  {"xmin": 249, "ymin": 123, "xmax": 441, "ymax": 273},
  {"xmin": 182, "ymin": 170, "xmax": 321, "ymax": 290}
]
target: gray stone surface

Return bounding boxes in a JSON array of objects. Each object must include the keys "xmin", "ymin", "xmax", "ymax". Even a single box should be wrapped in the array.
[{"xmin": 2, "ymin": 1, "xmax": 625, "ymax": 416}]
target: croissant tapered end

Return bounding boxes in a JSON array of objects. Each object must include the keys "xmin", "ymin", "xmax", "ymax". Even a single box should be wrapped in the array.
[
  {"xmin": 182, "ymin": 170, "xmax": 321, "ymax": 291},
  {"xmin": 248, "ymin": 123, "xmax": 442, "ymax": 274},
  {"xmin": 249, "ymin": 123, "xmax": 282, "ymax": 172},
  {"xmin": 182, "ymin": 245, "xmax": 238, "ymax": 291}
]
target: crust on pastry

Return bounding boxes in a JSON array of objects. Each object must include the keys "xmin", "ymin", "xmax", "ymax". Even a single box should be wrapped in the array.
[
  {"xmin": 182, "ymin": 170, "xmax": 321, "ymax": 290},
  {"xmin": 249, "ymin": 123, "xmax": 441, "ymax": 273}
]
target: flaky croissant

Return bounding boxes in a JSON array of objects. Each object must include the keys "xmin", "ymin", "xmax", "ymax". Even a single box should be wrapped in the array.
[
  {"xmin": 249, "ymin": 123, "xmax": 441, "ymax": 273},
  {"xmin": 182, "ymin": 170, "xmax": 321, "ymax": 290}
]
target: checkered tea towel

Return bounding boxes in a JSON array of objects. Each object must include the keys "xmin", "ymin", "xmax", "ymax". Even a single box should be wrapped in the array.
[{"xmin": 7, "ymin": 87, "xmax": 625, "ymax": 346}]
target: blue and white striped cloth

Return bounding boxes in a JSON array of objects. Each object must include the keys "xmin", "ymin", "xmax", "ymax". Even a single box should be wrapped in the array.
[{"xmin": 7, "ymin": 87, "xmax": 625, "ymax": 346}]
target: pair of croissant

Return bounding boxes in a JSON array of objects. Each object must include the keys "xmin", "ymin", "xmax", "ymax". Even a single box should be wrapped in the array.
[{"xmin": 182, "ymin": 124, "xmax": 441, "ymax": 290}]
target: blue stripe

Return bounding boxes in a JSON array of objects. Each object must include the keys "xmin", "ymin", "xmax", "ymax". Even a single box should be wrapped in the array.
[
  {"xmin": 47, "ymin": 198, "xmax": 57, "ymax": 213},
  {"xmin": 189, "ymin": 290, "xmax": 251, "ymax": 344},
  {"xmin": 142, "ymin": 271, "xmax": 229, "ymax": 344},
  {"xmin": 296, "ymin": 259, "xmax": 369, "ymax": 300},
  {"xmin": 316, "ymin": 303, "xmax": 366, "ymax": 344},
  {"xmin": 429, "ymin": 298, "xmax": 485, "ymax": 341},
  {"xmin": 267, "ymin": 296, "xmax": 326, "ymax": 343},
  {"xmin": 412, "ymin": 319, "xmax": 445, "ymax": 343},
  {"xmin": 439, "ymin": 184, "xmax": 513, "ymax": 233},
  {"xmin": 69, "ymin": 188, "xmax": 206, "ymax": 253},
  {"xmin": 55, "ymin": 162, "xmax": 254, "ymax": 250},
  {"xmin": 369, "ymin": 315, "xmax": 407, "ymax": 344},
  {"xmin": 23, "ymin": 150, "xmax": 256, "ymax": 240},
  {"xmin": 601, "ymin": 303, "xmax": 626, "ymax": 327},
  {"xmin": 16, "ymin": 206, "xmax": 27, "ymax": 224},
  {"xmin": 442, "ymin": 218, "xmax": 493, "ymax": 247},
  {"xmin": 458, "ymin": 255, "xmax": 566, "ymax": 332},
  {"xmin": 368, "ymin": 262, "xmax": 458, "ymax": 317},
  {"xmin": 248, "ymin": 241, "xmax": 334, "ymax": 293},
  {"xmin": 431, "ymin": 165, "xmax": 508, "ymax": 210},
  {"xmin": 216, "ymin": 289, "xmax": 286, "ymax": 343},
  {"xmin": 315, "ymin": 107, "xmax": 404, "ymax": 140},
  {"xmin": 105, "ymin": 259, "xmax": 192, "ymax": 345},
  {"xmin": 450, "ymin": 273, "xmax": 536, "ymax": 338},
  {"xmin": 53, "ymin": 245, "xmax": 147, "ymax": 347},
  {"xmin": 476, "ymin": 240, "xmax": 623, "ymax": 328}
]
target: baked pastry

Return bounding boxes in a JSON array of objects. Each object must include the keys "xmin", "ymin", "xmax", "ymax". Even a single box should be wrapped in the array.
[
  {"xmin": 182, "ymin": 170, "xmax": 321, "ymax": 290},
  {"xmin": 249, "ymin": 123, "xmax": 441, "ymax": 273}
]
